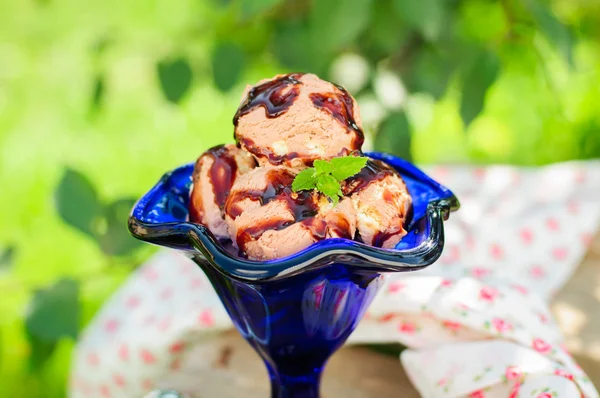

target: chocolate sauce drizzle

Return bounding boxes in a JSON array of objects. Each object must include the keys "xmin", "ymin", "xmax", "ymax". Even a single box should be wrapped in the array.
[
  {"xmin": 189, "ymin": 145, "xmax": 252, "ymax": 223},
  {"xmin": 237, "ymin": 137, "xmax": 352, "ymax": 167},
  {"xmin": 342, "ymin": 159, "xmax": 395, "ymax": 196},
  {"xmin": 233, "ymin": 73, "xmax": 302, "ymax": 127},
  {"xmin": 224, "ymin": 169, "xmax": 353, "ymax": 256},
  {"xmin": 237, "ymin": 137, "xmax": 302, "ymax": 166},
  {"xmin": 309, "ymin": 84, "xmax": 365, "ymax": 149},
  {"xmin": 372, "ymin": 226, "xmax": 405, "ymax": 248}
]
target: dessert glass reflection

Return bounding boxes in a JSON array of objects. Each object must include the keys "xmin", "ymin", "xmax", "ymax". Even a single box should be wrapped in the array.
[{"xmin": 129, "ymin": 74, "xmax": 458, "ymax": 398}]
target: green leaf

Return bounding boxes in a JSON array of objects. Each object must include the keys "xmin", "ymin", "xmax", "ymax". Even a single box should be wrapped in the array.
[
  {"xmin": 240, "ymin": 0, "xmax": 282, "ymax": 19},
  {"xmin": 26, "ymin": 279, "xmax": 80, "ymax": 342},
  {"xmin": 55, "ymin": 168, "xmax": 102, "ymax": 238},
  {"xmin": 98, "ymin": 198, "xmax": 143, "ymax": 256},
  {"xmin": 459, "ymin": 49, "xmax": 500, "ymax": 126},
  {"xmin": 365, "ymin": 1, "xmax": 410, "ymax": 58},
  {"xmin": 313, "ymin": 159, "xmax": 334, "ymax": 175},
  {"xmin": 374, "ymin": 111, "xmax": 412, "ymax": 161},
  {"xmin": 91, "ymin": 36, "xmax": 112, "ymax": 55},
  {"xmin": 273, "ymin": 21, "xmax": 314, "ymax": 72},
  {"xmin": 330, "ymin": 156, "xmax": 369, "ymax": 181},
  {"xmin": 407, "ymin": 47, "xmax": 456, "ymax": 99},
  {"xmin": 211, "ymin": 42, "xmax": 245, "ymax": 92},
  {"xmin": 393, "ymin": 0, "xmax": 445, "ymax": 41},
  {"xmin": 27, "ymin": 330, "xmax": 57, "ymax": 372},
  {"xmin": 526, "ymin": 0, "xmax": 573, "ymax": 66},
  {"xmin": 0, "ymin": 245, "xmax": 15, "ymax": 272},
  {"xmin": 272, "ymin": 21, "xmax": 328, "ymax": 75},
  {"xmin": 316, "ymin": 174, "xmax": 342, "ymax": 204},
  {"xmin": 292, "ymin": 168, "xmax": 317, "ymax": 192},
  {"xmin": 91, "ymin": 74, "xmax": 104, "ymax": 109},
  {"xmin": 157, "ymin": 57, "xmax": 193, "ymax": 104},
  {"xmin": 580, "ymin": 121, "xmax": 600, "ymax": 159},
  {"xmin": 310, "ymin": 0, "xmax": 373, "ymax": 54}
]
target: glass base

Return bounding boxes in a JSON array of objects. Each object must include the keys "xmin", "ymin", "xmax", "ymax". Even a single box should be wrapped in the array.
[{"xmin": 269, "ymin": 365, "xmax": 321, "ymax": 398}]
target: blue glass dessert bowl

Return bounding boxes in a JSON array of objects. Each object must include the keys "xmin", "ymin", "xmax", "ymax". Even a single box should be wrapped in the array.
[{"xmin": 128, "ymin": 151, "xmax": 458, "ymax": 398}]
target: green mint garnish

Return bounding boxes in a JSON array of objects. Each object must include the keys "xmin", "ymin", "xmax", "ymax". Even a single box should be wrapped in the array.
[
  {"xmin": 291, "ymin": 168, "xmax": 318, "ymax": 191},
  {"xmin": 292, "ymin": 155, "xmax": 368, "ymax": 204}
]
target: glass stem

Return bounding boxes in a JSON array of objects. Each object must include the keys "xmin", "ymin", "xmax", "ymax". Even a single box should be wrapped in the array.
[{"xmin": 268, "ymin": 366, "xmax": 322, "ymax": 398}]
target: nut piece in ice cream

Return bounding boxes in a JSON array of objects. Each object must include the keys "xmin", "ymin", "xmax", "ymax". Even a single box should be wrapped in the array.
[
  {"xmin": 189, "ymin": 144, "xmax": 256, "ymax": 239},
  {"xmin": 234, "ymin": 73, "xmax": 364, "ymax": 168},
  {"xmin": 343, "ymin": 159, "xmax": 412, "ymax": 249},
  {"xmin": 224, "ymin": 167, "xmax": 356, "ymax": 260}
]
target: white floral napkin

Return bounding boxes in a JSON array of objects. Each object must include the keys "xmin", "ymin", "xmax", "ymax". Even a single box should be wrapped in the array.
[{"xmin": 69, "ymin": 161, "xmax": 600, "ymax": 398}]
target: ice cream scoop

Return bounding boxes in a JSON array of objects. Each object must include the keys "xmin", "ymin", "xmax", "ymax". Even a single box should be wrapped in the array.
[
  {"xmin": 224, "ymin": 166, "xmax": 356, "ymax": 260},
  {"xmin": 343, "ymin": 159, "xmax": 412, "ymax": 248},
  {"xmin": 234, "ymin": 73, "xmax": 364, "ymax": 168},
  {"xmin": 189, "ymin": 144, "xmax": 256, "ymax": 239}
]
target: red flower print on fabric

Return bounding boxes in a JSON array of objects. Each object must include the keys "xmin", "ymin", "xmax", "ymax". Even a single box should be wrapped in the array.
[
  {"xmin": 113, "ymin": 373, "xmax": 126, "ymax": 387},
  {"xmin": 443, "ymin": 320, "xmax": 462, "ymax": 331},
  {"xmin": 440, "ymin": 279, "xmax": 453, "ymax": 287},
  {"xmin": 387, "ymin": 281, "xmax": 405, "ymax": 293},
  {"xmin": 140, "ymin": 349, "xmax": 157, "ymax": 364},
  {"xmin": 398, "ymin": 322, "xmax": 417, "ymax": 334},
  {"xmin": 532, "ymin": 338, "xmax": 552, "ymax": 354},
  {"xmin": 492, "ymin": 318, "xmax": 512, "ymax": 333},
  {"xmin": 546, "ymin": 218, "xmax": 560, "ymax": 231},
  {"xmin": 508, "ymin": 381, "xmax": 520, "ymax": 398},
  {"xmin": 554, "ymin": 368, "xmax": 574, "ymax": 380},
  {"xmin": 479, "ymin": 286, "xmax": 499, "ymax": 302},
  {"xmin": 505, "ymin": 366, "xmax": 521, "ymax": 380},
  {"xmin": 469, "ymin": 390, "xmax": 486, "ymax": 398},
  {"xmin": 471, "ymin": 267, "xmax": 491, "ymax": 279},
  {"xmin": 552, "ymin": 247, "xmax": 568, "ymax": 260},
  {"xmin": 520, "ymin": 228, "xmax": 534, "ymax": 244},
  {"xmin": 125, "ymin": 295, "xmax": 141, "ymax": 308},
  {"xmin": 510, "ymin": 284, "xmax": 528, "ymax": 295},
  {"xmin": 529, "ymin": 265, "xmax": 545, "ymax": 279},
  {"xmin": 198, "ymin": 310, "xmax": 215, "ymax": 327},
  {"xmin": 118, "ymin": 344, "xmax": 129, "ymax": 361},
  {"xmin": 490, "ymin": 244, "xmax": 504, "ymax": 259},
  {"xmin": 104, "ymin": 318, "xmax": 119, "ymax": 333}
]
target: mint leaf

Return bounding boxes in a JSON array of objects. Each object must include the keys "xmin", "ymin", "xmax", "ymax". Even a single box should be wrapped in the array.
[
  {"xmin": 292, "ymin": 168, "xmax": 317, "ymax": 192},
  {"xmin": 293, "ymin": 156, "xmax": 368, "ymax": 204},
  {"xmin": 313, "ymin": 159, "xmax": 334, "ymax": 175},
  {"xmin": 317, "ymin": 174, "xmax": 341, "ymax": 204},
  {"xmin": 330, "ymin": 156, "xmax": 368, "ymax": 181}
]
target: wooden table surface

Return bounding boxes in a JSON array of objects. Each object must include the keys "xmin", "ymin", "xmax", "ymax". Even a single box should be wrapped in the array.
[{"xmin": 155, "ymin": 233, "xmax": 600, "ymax": 397}]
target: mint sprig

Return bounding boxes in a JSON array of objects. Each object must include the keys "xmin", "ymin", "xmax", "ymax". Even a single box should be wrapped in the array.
[{"xmin": 292, "ymin": 155, "xmax": 368, "ymax": 204}]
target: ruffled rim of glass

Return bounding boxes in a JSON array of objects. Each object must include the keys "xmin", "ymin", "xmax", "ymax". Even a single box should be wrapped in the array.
[{"xmin": 128, "ymin": 152, "xmax": 459, "ymax": 282}]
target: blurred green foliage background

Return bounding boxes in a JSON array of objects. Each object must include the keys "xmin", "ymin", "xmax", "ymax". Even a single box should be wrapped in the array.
[{"xmin": 1, "ymin": 0, "xmax": 599, "ymax": 396}]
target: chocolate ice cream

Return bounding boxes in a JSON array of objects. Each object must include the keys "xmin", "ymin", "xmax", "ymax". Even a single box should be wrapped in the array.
[
  {"xmin": 344, "ymin": 159, "xmax": 411, "ymax": 248},
  {"xmin": 234, "ymin": 73, "xmax": 364, "ymax": 168},
  {"xmin": 188, "ymin": 73, "xmax": 412, "ymax": 260},
  {"xmin": 189, "ymin": 144, "xmax": 256, "ymax": 239},
  {"xmin": 224, "ymin": 167, "xmax": 356, "ymax": 260}
]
